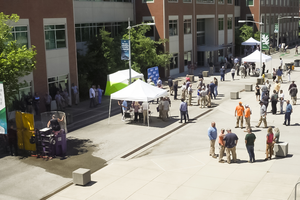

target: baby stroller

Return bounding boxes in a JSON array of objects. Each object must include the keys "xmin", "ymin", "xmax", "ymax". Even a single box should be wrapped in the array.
[{"xmin": 254, "ymin": 68, "xmax": 260, "ymax": 77}]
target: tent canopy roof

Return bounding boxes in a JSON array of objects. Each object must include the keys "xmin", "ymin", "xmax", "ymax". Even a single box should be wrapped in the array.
[
  {"xmin": 110, "ymin": 79, "xmax": 168, "ymax": 102},
  {"xmin": 242, "ymin": 37, "xmax": 260, "ymax": 46},
  {"xmin": 241, "ymin": 50, "xmax": 272, "ymax": 63},
  {"xmin": 108, "ymin": 69, "xmax": 144, "ymax": 83}
]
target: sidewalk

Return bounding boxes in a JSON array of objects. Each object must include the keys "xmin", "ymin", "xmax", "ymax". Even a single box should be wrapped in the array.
[{"xmin": 49, "ymin": 48, "xmax": 300, "ymax": 200}]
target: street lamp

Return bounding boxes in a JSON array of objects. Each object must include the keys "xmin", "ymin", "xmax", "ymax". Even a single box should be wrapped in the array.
[
  {"xmin": 127, "ymin": 18, "xmax": 155, "ymax": 84},
  {"xmin": 276, "ymin": 16, "xmax": 300, "ymax": 48},
  {"xmin": 238, "ymin": 20, "xmax": 264, "ymax": 75}
]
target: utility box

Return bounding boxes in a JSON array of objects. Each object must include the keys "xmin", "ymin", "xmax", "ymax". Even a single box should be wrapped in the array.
[
  {"xmin": 230, "ymin": 91, "xmax": 239, "ymax": 99},
  {"xmin": 245, "ymin": 85, "xmax": 253, "ymax": 92},
  {"xmin": 274, "ymin": 142, "xmax": 288, "ymax": 157},
  {"xmin": 73, "ymin": 168, "xmax": 91, "ymax": 186}
]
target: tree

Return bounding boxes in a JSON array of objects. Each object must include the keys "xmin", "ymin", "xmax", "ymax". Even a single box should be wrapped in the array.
[
  {"xmin": 0, "ymin": 12, "xmax": 36, "ymax": 104},
  {"xmin": 122, "ymin": 25, "xmax": 171, "ymax": 76},
  {"xmin": 239, "ymin": 24, "xmax": 254, "ymax": 42},
  {"xmin": 254, "ymin": 31, "xmax": 260, "ymax": 42}
]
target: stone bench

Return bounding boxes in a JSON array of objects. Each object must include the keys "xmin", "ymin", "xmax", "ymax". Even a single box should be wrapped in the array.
[
  {"xmin": 230, "ymin": 91, "xmax": 239, "ymax": 99},
  {"xmin": 257, "ymin": 77, "xmax": 264, "ymax": 85},
  {"xmin": 245, "ymin": 84, "xmax": 253, "ymax": 92},
  {"xmin": 266, "ymin": 73, "xmax": 272, "ymax": 79},
  {"xmin": 73, "ymin": 168, "xmax": 91, "ymax": 186},
  {"xmin": 202, "ymin": 71, "xmax": 209, "ymax": 77},
  {"xmin": 274, "ymin": 142, "xmax": 288, "ymax": 157}
]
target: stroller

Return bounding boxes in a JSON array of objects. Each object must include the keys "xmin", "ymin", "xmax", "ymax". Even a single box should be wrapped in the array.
[{"xmin": 254, "ymin": 68, "xmax": 260, "ymax": 77}]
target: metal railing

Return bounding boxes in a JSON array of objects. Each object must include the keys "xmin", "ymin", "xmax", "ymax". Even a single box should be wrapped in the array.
[{"xmin": 295, "ymin": 182, "xmax": 300, "ymax": 200}]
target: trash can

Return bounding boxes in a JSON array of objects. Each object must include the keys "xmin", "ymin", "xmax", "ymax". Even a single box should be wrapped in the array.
[
  {"xmin": 294, "ymin": 60, "xmax": 300, "ymax": 67},
  {"xmin": 66, "ymin": 112, "xmax": 73, "ymax": 125},
  {"xmin": 189, "ymin": 75, "xmax": 194, "ymax": 82}
]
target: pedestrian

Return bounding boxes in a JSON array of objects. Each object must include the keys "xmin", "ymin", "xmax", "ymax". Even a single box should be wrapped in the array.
[
  {"xmin": 168, "ymin": 76, "xmax": 173, "ymax": 96},
  {"xmin": 133, "ymin": 101, "xmax": 140, "ymax": 122},
  {"xmin": 240, "ymin": 64, "xmax": 245, "ymax": 78},
  {"xmin": 224, "ymin": 129, "xmax": 239, "ymax": 164},
  {"xmin": 121, "ymin": 100, "xmax": 128, "ymax": 121},
  {"xmin": 255, "ymin": 83, "xmax": 260, "ymax": 101},
  {"xmin": 44, "ymin": 93, "xmax": 52, "ymax": 112},
  {"xmin": 245, "ymin": 128, "xmax": 256, "ymax": 163},
  {"xmin": 274, "ymin": 80, "xmax": 281, "ymax": 94},
  {"xmin": 208, "ymin": 122, "xmax": 217, "ymax": 158},
  {"xmin": 288, "ymin": 81, "xmax": 298, "ymax": 105},
  {"xmin": 157, "ymin": 77, "xmax": 162, "ymax": 86},
  {"xmin": 220, "ymin": 66, "xmax": 225, "ymax": 81},
  {"xmin": 162, "ymin": 97, "xmax": 170, "ymax": 121},
  {"xmin": 286, "ymin": 67, "xmax": 291, "ymax": 82},
  {"xmin": 181, "ymin": 82, "xmax": 186, "ymax": 100},
  {"xmin": 198, "ymin": 71, "xmax": 203, "ymax": 80},
  {"xmin": 55, "ymin": 91, "xmax": 64, "ymax": 111},
  {"xmin": 261, "ymin": 84, "xmax": 268, "ymax": 101},
  {"xmin": 179, "ymin": 99, "xmax": 188, "ymax": 123},
  {"xmin": 244, "ymin": 104, "xmax": 251, "ymax": 131},
  {"xmin": 63, "ymin": 89, "xmax": 71, "ymax": 107},
  {"xmin": 158, "ymin": 97, "xmax": 163, "ymax": 119},
  {"xmin": 270, "ymin": 90, "xmax": 278, "ymax": 114},
  {"xmin": 296, "ymin": 45, "xmax": 298, "ymax": 55},
  {"xmin": 89, "ymin": 85, "xmax": 95, "ymax": 108},
  {"xmin": 218, "ymin": 128, "xmax": 226, "ymax": 163},
  {"xmin": 231, "ymin": 67, "xmax": 235, "ymax": 80},
  {"xmin": 188, "ymin": 84, "xmax": 193, "ymax": 106},
  {"xmin": 256, "ymin": 101, "xmax": 268, "ymax": 128},
  {"xmin": 33, "ymin": 92, "xmax": 40, "ymax": 115},
  {"xmin": 265, "ymin": 127, "xmax": 274, "ymax": 160},
  {"xmin": 25, "ymin": 92, "xmax": 33, "ymax": 114},
  {"xmin": 97, "ymin": 85, "xmax": 104, "ymax": 104},
  {"xmin": 234, "ymin": 101, "xmax": 245, "ymax": 128},
  {"xmin": 209, "ymin": 80, "xmax": 216, "ymax": 99},
  {"xmin": 200, "ymin": 86, "xmax": 206, "ymax": 108},
  {"xmin": 213, "ymin": 77, "xmax": 218, "ymax": 97},
  {"xmin": 197, "ymin": 87, "xmax": 201, "ymax": 106},
  {"xmin": 7, "ymin": 125, "xmax": 18, "ymax": 156},
  {"xmin": 71, "ymin": 83, "xmax": 79, "ymax": 105},
  {"xmin": 173, "ymin": 81, "xmax": 178, "ymax": 100},
  {"xmin": 261, "ymin": 62, "xmax": 266, "ymax": 76},
  {"xmin": 273, "ymin": 128, "xmax": 280, "ymax": 143},
  {"xmin": 279, "ymin": 90, "xmax": 285, "ymax": 114},
  {"xmin": 283, "ymin": 100, "xmax": 293, "ymax": 126},
  {"xmin": 276, "ymin": 67, "xmax": 283, "ymax": 83},
  {"xmin": 280, "ymin": 58, "xmax": 283, "ymax": 68},
  {"xmin": 142, "ymin": 101, "xmax": 149, "ymax": 124},
  {"xmin": 265, "ymin": 80, "xmax": 271, "ymax": 94},
  {"xmin": 94, "ymin": 85, "xmax": 98, "ymax": 106},
  {"xmin": 205, "ymin": 84, "xmax": 211, "ymax": 108}
]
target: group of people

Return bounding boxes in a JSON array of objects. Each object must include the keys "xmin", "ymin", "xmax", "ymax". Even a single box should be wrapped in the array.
[
  {"xmin": 89, "ymin": 85, "xmax": 104, "ymax": 108},
  {"xmin": 208, "ymin": 122, "xmax": 280, "ymax": 163},
  {"xmin": 118, "ymin": 100, "xmax": 150, "ymax": 124}
]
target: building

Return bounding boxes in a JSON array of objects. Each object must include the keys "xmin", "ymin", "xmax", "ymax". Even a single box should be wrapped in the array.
[{"xmin": 240, "ymin": 0, "xmax": 299, "ymax": 48}]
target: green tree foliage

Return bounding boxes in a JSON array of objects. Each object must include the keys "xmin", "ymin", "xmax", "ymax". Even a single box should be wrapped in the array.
[
  {"xmin": 254, "ymin": 31, "xmax": 260, "ymax": 42},
  {"xmin": 122, "ymin": 25, "xmax": 171, "ymax": 75},
  {"xmin": 239, "ymin": 24, "xmax": 254, "ymax": 42},
  {"xmin": 0, "ymin": 12, "xmax": 36, "ymax": 103}
]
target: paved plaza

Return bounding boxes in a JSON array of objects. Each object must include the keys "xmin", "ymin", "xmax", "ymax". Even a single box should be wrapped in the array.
[{"xmin": 1, "ymin": 49, "xmax": 300, "ymax": 200}]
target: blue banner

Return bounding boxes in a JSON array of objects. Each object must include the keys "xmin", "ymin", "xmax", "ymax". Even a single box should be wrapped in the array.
[
  {"xmin": 0, "ymin": 82, "xmax": 7, "ymax": 134},
  {"xmin": 147, "ymin": 66, "xmax": 160, "ymax": 85},
  {"xmin": 121, "ymin": 39, "xmax": 130, "ymax": 60}
]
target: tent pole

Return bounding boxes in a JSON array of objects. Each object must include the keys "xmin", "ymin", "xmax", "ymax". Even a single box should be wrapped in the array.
[
  {"xmin": 147, "ymin": 103, "xmax": 149, "ymax": 128},
  {"xmin": 108, "ymin": 97, "xmax": 111, "ymax": 124}
]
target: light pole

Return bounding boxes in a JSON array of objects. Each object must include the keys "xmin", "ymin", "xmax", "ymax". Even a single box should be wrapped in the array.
[
  {"xmin": 127, "ymin": 18, "xmax": 155, "ymax": 84},
  {"xmin": 276, "ymin": 16, "xmax": 300, "ymax": 48},
  {"xmin": 239, "ymin": 20, "xmax": 264, "ymax": 74}
]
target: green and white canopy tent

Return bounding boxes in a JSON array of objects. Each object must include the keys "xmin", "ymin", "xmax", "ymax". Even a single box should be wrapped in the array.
[{"xmin": 104, "ymin": 69, "xmax": 144, "ymax": 96}]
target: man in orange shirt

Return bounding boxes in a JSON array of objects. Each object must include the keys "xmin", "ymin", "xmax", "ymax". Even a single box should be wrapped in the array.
[
  {"xmin": 218, "ymin": 128, "xmax": 226, "ymax": 163},
  {"xmin": 244, "ymin": 104, "xmax": 251, "ymax": 132},
  {"xmin": 235, "ymin": 101, "xmax": 245, "ymax": 128}
]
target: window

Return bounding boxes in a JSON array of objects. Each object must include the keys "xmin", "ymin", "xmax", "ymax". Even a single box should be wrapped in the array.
[
  {"xmin": 183, "ymin": 0, "xmax": 192, "ymax": 2},
  {"xmin": 246, "ymin": 15, "xmax": 254, "ymax": 26},
  {"xmin": 246, "ymin": 0, "xmax": 253, "ymax": 6},
  {"xmin": 227, "ymin": 0, "xmax": 232, "ymax": 3},
  {"xmin": 235, "ymin": 17, "xmax": 240, "ymax": 28},
  {"xmin": 196, "ymin": 0, "xmax": 214, "ymax": 3},
  {"xmin": 169, "ymin": 20, "xmax": 178, "ymax": 36},
  {"xmin": 218, "ymin": 0, "xmax": 224, "ymax": 4},
  {"xmin": 228, "ymin": 17, "xmax": 232, "ymax": 29},
  {"xmin": 266, "ymin": 0, "xmax": 269, "ymax": 5},
  {"xmin": 184, "ymin": 51, "xmax": 192, "ymax": 65},
  {"xmin": 144, "ymin": 19, "xmax": 155, "ymax": 39},
  {"xmin": 184, "ymin": 19, "xmax": 192, "ymax": 34},
  {"xmin": 266, "ymin": 16, "xmax": 269, "ymax": 25},
  {"xmin": 235, "ymin": 0, "xmax": 240, "ymax": 6},
  {"xmin": 75, "ymin": 0, "xmax": 132, "ymax": 1},
  {"xmin": 143, "ymin": 0, "xmax": 154, "ymax": 2},
  {"xmin": 218, "ymin": 18, "xmax": 224, "ymax": 30},
  {"xmin": 197, "ymin": 19, "xmax": 205, "ymax": 45},
  {"xmin": 271, "ymin": 0, "xmax": 274, "ymax": 4},
  {"xmin": 261, "ymin": 0, "xmax": 264, "ymax": 5},
  {"xmin": 9, "ymin": 26, "xmax": 28, "ymax": 48},
  {"xmin": 170, "ymin": 53, "xmax": 178, "ymax": 69},
  {"xmin": 48, "ymin": 75, "xmax": 69, "ymax": 99},
  {"xmin": 44, "ymin": 25, "xmax": 66, "ymax": 50},
  {"xmin": 276, "ymin": 0, "xmax": 278, "ymax": 5},
  {"xmin": 168, "ymin": 0, "xmax": 178, "ymax": 2}
]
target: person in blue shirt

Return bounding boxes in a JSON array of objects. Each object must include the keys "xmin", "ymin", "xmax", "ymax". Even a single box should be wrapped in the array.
[
  {"xmin": 220, "ymin": 66, "xmax": 225, "ymax": 81},
  {"xmin": 179, "ymin": 99, "xmax": 188, "ymax": 123},
  {"xmin": 283, "ymin": 100, "xmax": 293, "ymax": 126},
  {"xmin": 208, "ymin": 122, "xmax": 217, "ymax": 158},
  {"xmin": 276, "ymin": 67, "xmax": 283, "ymax": 83},
  {"xmin": 209, "ymin": 80, "xmax": 216, "ymax": 99},
  {"xmin": 97, "ymin": 85, "xmax": 104, "ymax": 104}
]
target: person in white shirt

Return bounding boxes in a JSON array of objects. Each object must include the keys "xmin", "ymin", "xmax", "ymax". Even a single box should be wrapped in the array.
[
  {"xmin": 162, "ymin": 98, "xmax": 170, "ymax": 121},
  {"xmin": 142, "ymin": 101, "xmax": 149, "ymax": 124},
  {"xmin": 231, "ymin": 67, "xmax": 236, "ymax": 80},
  {"xmin": 89, "ymin": 85, "xmax": 95, "ymax": 108},
  {"xmin": 157, "ymin": 77, "xmax": 162, "ymax": 86},
  {"xmin": 279, "ymin": 90, "xmax": 285, "ymax": 114},
  {"xmin": 71, "ymin": 83, "xmax": 79, "ymax": 105},
  {"xmin": 188, "ymin": 84, "xmax": 193, "ymax": 106},
  {"xmin": 181, "ymin": 82, "xmax": 186, "ymax": 100}
]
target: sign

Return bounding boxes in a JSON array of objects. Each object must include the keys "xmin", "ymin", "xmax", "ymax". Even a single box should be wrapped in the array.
[
  {"xmin": 147, "ymin": 66, "xmax": 159, "ymax": 85},
  {"xmin": 261, "ymin": 33, "xmax": 269, "ymax": 50},
  {"xmin": 121, "ymin": 39, "xmax": 130, "ymax": 60},
  {"xmin": 0, "ymin": 82, "xmax": 7, "ymax": 134},
  {"xmin": 274, "ymin": 23, "xmax": 279, "ymax": 33}
]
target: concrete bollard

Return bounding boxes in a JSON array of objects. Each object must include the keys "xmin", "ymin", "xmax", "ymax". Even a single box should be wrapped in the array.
[{"xmin": 72, "ymin": 168, "xmax": 91, "ymax": 186}]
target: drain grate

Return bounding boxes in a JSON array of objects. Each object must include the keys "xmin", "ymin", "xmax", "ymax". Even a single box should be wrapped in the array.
[{"xmin": 121, "ymin": 109, "xmax": 213, "ymax": 159}]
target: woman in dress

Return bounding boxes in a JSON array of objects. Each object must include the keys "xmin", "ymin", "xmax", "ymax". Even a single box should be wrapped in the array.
[
  {"xmin": 265, "ymin": 127, "xmax": 274, "ymax": 161},
  {"xmin": 255, "ymin": 83, "xmax": 261, "ymax": 101}
]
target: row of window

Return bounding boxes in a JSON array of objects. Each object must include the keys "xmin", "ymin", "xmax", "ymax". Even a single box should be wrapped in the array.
[
  {"xmin": 144, "ymin": 0, "xmax": 216, "ymax": 3},
  {"xmin": 247, "ymin": 0, "xmax": 298, "ymax": 6},
  {"xmin": 169, "ymin": 51, "xmax": 192, "ymax": 70},
  {"xmin": 74, "ymin": 0, "xmax": 131, "ymax": 2}
]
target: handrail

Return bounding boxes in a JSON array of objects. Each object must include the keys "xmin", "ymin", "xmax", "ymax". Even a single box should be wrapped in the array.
[{"xmin": 295, "ymin": 182, "xmax": 300, "ymax": 200}]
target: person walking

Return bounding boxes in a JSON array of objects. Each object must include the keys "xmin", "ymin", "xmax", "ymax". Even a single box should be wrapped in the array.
[
  {"xmin": 280, "ymin": 58, "xmax": 283, "ymax": 68},
  {"xmin": 272, "ymin": 68, "xmax": 277, "ymax": 82},
  {"xmin": 224, "ymin": 129, "xmax": 239, "ymax": 164},
  {"xmin": 213, "ymin": 77, "xmax": 218, "ymax": 97},
  {"xmin": 218, "ymin": 128, "xmax": 226, "ymax": 163},
  {"xmin": 231, "ymin": 67, "xmax": 235, "ymax": 80},
  {"xmin": 197, "ymin": 87, "xmax": 201, "ymax": 106},
  {"xmin": 274, "ymin": 80, "xmax": 281, "ymax": 94},
  {"xmin": 244, "ymin": 104, "xmax": 251, "ymax": 131},
  {"xmin": 188, "ymin": 84, "xmax": 193, "ymax": 106},
  {"xmin": 208, "ymin": 122, "xmax": 217, "ymax": 158},
  {"xmin": 288, "ymin": 81, "xmax": 298, "ymax": 105},
  {"xmin": 44, "ymin": 93, "xmax": 52, "ymax": 112},
  {"xmin": 279, "ymin": 90, "xmax": 285, "ymax": 114},
  {"xmin": 276, "ymin": 67, "xmax": 283, "ymax": 83},
  {"xmin": 71, "ymin": 83, "xmax": 79, "ymax": 105},
  {"xmin": 270, "ymin": 90, "xmax": 278, "ymax": 114},
  {"xmin": 173, "ymin": 81, "xmax": 178, "ymax": 100},
  {"xmin": 220, "ymin": 66, "xmax": 225, "ymax": 81},
  {"xmin": 287, "ymin": 67, "xmax": 291, "ymax": 82},
  {"xmin": 209, "ymin": 80, "xmax": 216, "ymax": 99},
  {"xmin": 256, "ymin": 101, "xmax": 268, "ymax": 128},
  {"xmin": 255, "ymin": 83, "xmax": 260, "ymax": 101},
  {"xmin": 245, "ymin": 128, "xmax": 256, "ymax": 163},
  {"xmin": 265, "ymin": 127, "xmax": 274, "ymax": 160},
  {"xmin": 168, "ymin": 77, "xmax": 173, "ymax": 96},
  {"xmin": 142, "ymin": 101, "xmax": 149, "ymax": 125},
  {"xmin": 235, "ymin": 102, "xmax": 245, "ymax": 128},
  {"xmin": 89, "ymin": 85, "xmax": 95, "ymax": 108},
  {"xmin": 179, "ymin": 99, "xmax": 188, "ymax": 123},
  {"xmin": 283, "ymin": 100, "xmax": 293, "ymax": 126}
]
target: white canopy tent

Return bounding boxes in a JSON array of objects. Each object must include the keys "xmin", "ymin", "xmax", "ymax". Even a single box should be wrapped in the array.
[
  {"xmin": 242, "ymin": 37, "xmax": 260, "ymax": 46},
  {"xmin": 242, "ymin": 50, "xmax": 272, "ymax": 74},
  {"xmin": 109, "ymin": 79, "xmax": 168, "ymax": 127}
]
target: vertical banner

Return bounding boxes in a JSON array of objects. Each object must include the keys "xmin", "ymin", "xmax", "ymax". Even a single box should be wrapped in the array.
[
  {"xmin": 0, "ymin": 82, "xmax": 7, "ymax": 134},
  {"xmin": 147, "ymin": 66, "xmax": 160, "ymax": 85},
  {"xmin": 262, "ymin": 33, "xmax": 270, "ymax": 50},
  {"xmin": 274, "ymin": 23, "xmax": 278, "ymax": 33},
  {"xmin": 121, "ymin": 39, "xmax": 130, "ymax": 60}
]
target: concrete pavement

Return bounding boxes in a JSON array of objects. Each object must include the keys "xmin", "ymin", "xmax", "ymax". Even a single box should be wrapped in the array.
[{"xmin": 48, "ymin": 49, "xmax": 300, "ymax": 200}]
